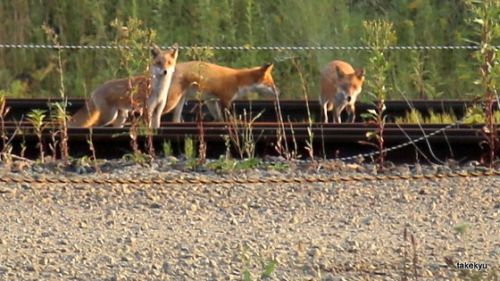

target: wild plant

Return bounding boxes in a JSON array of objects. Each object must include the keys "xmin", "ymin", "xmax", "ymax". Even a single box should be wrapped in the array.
[
  {"xmin": 49, "ymin": 102, "xmax": 70, "ymax": 164},
  {"xmin": 86, "ymin": 128, "xmax": 100, "ymax": 173},
  {"xmin": 186, "ymin": 47, "xmax": 215, "ymax": 165},
  {"xmin": 111, "ymin": 17, "xmax": 157, "ymax": 158},
  {"xmin": 290, "ymin": 56, "xmax": 314, "ymax": 160},
  {"xmin": 0, "ymin": 92, "xmax": 9, "ymax": 147},
  {"xmin": 26, "ymin": 109, "xmax": 47, "ymax": 163},
  {"xmin": 226, "ymin": 108, "xmax": 263, "ymax": 159},
  {"xmin": 183, "ymin": 137, "xmax": 197, "ymax": 170},
  {"xmin": 467, "ymin": 0, "xmax": 499, "ymax": 167},
  {"xmin": 0, "ymin": 91, "xmax": 12, "ymax": 163},
  {"xmin": 401, "ymin": 227, "xmax": 419, "ymax": 281},
  {"xmin": 162, "ymin": 140, "xmax": 173, "ymax": 157},
  {"xmin": 43, "ymin": 24, "xmax": 70, "ymax": 164},
  {"xmin": 360, "ymin": 19, "xmax": 396, "ymax": 170},
  {"xmin": 242, "ymin": 260, "xmax": 277, "ymax": 280}
]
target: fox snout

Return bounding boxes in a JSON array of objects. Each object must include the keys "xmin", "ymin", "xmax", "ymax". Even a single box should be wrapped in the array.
[
  {"xmin": 335, "ymin": 92, "xmax": 351, "ymax": 104},
  {"xmin": 152, "ymin": 66, "xmax": 169, "ymax": 77}
]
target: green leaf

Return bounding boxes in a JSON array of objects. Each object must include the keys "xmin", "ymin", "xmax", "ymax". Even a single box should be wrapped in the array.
[
  {"xmin": 242, "ymin": 270, "xmax": 252, "ymax": 281},
  {"xmin": 261, "ymin": 260, "xmax": 277, "ymax": 278},
  {"xmin": 366, "ymin": 131, "xmax": 380, "ymax": 140},
  {"xmin": 473, "ymin": 18, "xmax": 484, "ymax": 25},
  {"xmin": 360, "ymin": 113, "xmax": 375, "ymax": 120}
]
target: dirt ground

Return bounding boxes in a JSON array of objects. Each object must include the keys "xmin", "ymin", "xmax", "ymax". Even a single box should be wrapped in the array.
[{"xmin": 0, "ymin": 162, "xmax": 498, "ymax": 280}]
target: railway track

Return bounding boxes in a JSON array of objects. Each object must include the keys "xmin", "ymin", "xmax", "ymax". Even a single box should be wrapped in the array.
[
  {"xmin": 4, "ymin": 98, "xmax": 495, "ymax": 122},
  {"xmin": 1, "ymin": 98, "xmax": 498, "ymax": 162}
]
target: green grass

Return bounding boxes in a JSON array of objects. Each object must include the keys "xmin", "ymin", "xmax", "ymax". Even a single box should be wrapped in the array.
[
  {"xmin": 394, "ymin": 107, "xmax": 500, "ymax": 124},
  {"xmin": 0, "ymin": 1, "xmax": 497, "ymax": 100}
]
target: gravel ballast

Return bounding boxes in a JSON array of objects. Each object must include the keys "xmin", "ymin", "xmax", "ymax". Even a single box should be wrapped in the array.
[{"xmin": 0, "ymin": 160, "xmax": 498, "ymax": 280}]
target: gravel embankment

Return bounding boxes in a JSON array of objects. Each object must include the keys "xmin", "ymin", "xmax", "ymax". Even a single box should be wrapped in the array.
[{"xmin": 0, "ymin": 160, "xmax": 498, "ymax": 280}]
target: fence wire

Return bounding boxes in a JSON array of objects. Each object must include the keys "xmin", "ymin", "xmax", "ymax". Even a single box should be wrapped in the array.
[{"xmin": 1, "ymin": 43, "xmax": 499, "ymax": 51}]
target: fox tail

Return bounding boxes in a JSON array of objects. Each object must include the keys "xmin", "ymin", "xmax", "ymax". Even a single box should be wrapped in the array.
[{"xmin": 68, "ymin": 98, "xmax": 100, "ymax": 128}]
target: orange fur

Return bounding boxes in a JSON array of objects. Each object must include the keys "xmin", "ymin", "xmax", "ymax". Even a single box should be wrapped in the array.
[
  {"xmin": 320, "ymin": 60, "xmax": 365, "ymax": 123},
  {"xmin": 162, "ymin": 61, "xmax": 278, "ymax": 122},
  {"xmin": 69, "ymin": 44, "xmax": 179, "ymax": 128}
]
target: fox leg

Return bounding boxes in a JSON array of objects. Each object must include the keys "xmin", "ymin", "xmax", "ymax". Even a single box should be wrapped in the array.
[
  {"xmin": 333, "ymin": 104, "xmax": 345, "ymax": 124},
  {"xmin": 146, "ymin": 92, "xmax": 166, "ymax": 128},
  {"xmin": 172, "ymin": 95, "xmax": 185, "ymax": 123},
  {"xmin": 151, "ymin": 97, "xmax": 168, "ymax": 128},
  {"xmin": 346, "ymin": 103, "xmax": 356, "ymax": 123},
  {"xmin": 151, "ymin": 107, "xmax": 161, "ymax": 129},
  {"xmin": 322, "ymin": 102, "xmax": 329, "ymax": 123},
  {"xmin": 111, "ymin": 109, "xmax": 128, "ymax": 128},
  {"xmin": 205, "ymin": 97, "xmax": 224, "ymax": 121},
  {"xmin": 96, "ymin": 106, "xmax": 118, "ymax": 127}
]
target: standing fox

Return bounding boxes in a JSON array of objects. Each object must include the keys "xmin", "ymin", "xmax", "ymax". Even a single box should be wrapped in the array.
[
  {"xmin": 320, "ymin": 60, "xmax": 365, "ymax": 123},
  {"xmin": 69, "ymin": 43, "xmax": 179, "ymax": 128},
  {"xmin": 162, "ymin": 61, "xmax": 278, "ymax": 122}
]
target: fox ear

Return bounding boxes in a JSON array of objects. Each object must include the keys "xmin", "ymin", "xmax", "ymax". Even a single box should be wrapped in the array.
[
  {"xmin": 336, "ymin": 66, "xmax": 345, "ymax": 79},
  {"xmin": 355, "ymin": 68, "xmax": 365, "ymax": 79},
  {"xmin": 169, "ymin": 43, "xmax": 179, "ymax": 59},
  {"xmin": 151, "ymin": 43, "xmax": 161, "ymax": 57},
  {"xmin": 261, "ymin": 63, "xmax": 274, "ymax": 73}
]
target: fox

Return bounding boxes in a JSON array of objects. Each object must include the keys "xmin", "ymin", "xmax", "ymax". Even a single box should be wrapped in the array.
[
  {"xmin": 161, "ymin": 61, "xmax": 278, "ymax": 122},
  {"xmin": 69, "ymin": 43, "xmax": 179, "ymax": 128},
  {"xmin": 319, "ymin": 60, "xmax": 365, "ymax": 123}
]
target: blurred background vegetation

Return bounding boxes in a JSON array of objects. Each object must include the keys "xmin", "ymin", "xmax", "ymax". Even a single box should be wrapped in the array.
[{"xmin": 0, "ymin": 0, "xmax": 498, "ymax": 100}]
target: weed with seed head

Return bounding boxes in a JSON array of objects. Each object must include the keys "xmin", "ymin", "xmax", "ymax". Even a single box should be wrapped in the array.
[
  {"xmin": 361, "ymin": 19, "xmax": 396, "ymax": 170},
  {"xmin": 467, "ymin": 0, "xmax": 500, "ymax": 167},
  {"xmin": 226, "ymin": 108, "xmax": 263, "ymax": 159},
  {"xmin": 401, "ymin": 227, "xmax": 420, "ymax": 281},
  {"xmin": 111, "ymin": 17, "xmax": 157, "ymax": 159},
  {"xmin": 43, "ymin": 24, "xmax": 70, "ymax": 165},
  {"xmin": 186, "ymin": 47, "xmax": 215, "ymax": 166},
  {"xmin": 291, "ymin": 56, "xmax": 314, "ymax": 160}
]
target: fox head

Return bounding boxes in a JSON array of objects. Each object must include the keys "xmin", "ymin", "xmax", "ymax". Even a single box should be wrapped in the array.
[
  {"xmin": 150, "ymin": 43, "xmax": 179, "ymax": 78},
  {"xmin": 256, "ymin": 63, "xmax": 279, "ymax": 97},
  {"xmin": 335, "ymin": 66, "xmax": 365, "ymax": 103}
]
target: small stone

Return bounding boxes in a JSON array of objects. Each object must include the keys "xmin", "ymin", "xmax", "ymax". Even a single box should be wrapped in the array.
[
  {"xmin": 162, "ymin": 261, "xmax": 169, "ymax": 273},
  {"xmin": 25, "ymin": 265, "xmax": 37, "ymax": 272},
  {"xmin": 190, "ymin": 204, "xmax": 197, "ymax": 212},
  {"xmin": 0, "ymin": 187, "xmax": 14, "ymax": 194},
  {"xmin": 103, "ymin": 255, "xmax": 115, "ymax": 264},
  {"xmin": 0, "ymin": 265, "xmax": 9, "ymax": 273},
  {"xmin": 149, "ymin": 203, "xmax": 162, "ymax": 209},
  {"xmin": 121, "ymin": 255, "xmax": 132, "ymax": 262}
]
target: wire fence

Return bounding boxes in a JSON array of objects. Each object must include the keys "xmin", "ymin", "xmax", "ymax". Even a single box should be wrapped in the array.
[
  {"xmin": 0, "ymin": 41, "xmax": 497, "ymax": 168},
  {"xmin": 1, "ymin": 43, "xmax": 499, "ymax": 51}
]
